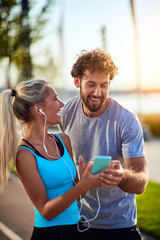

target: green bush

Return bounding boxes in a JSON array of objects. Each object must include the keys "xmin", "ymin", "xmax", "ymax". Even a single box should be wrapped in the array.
[
  {"xmin": 9, "ymin": 159, "xmax": 17, "ymax": 174},
  {"xmin": 137, "ymin": 181, "xmax": 160, "ymax": 238}
]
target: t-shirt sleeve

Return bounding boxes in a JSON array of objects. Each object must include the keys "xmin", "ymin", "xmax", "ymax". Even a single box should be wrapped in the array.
[{"xmin": 120, "ymin": 113, "xmax": 146, "ymax": 159}]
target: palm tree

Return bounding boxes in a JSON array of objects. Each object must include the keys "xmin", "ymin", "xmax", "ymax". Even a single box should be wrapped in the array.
[{"xmin": 130, "ymin": 0, "xmax": 142, "ymax": 119}]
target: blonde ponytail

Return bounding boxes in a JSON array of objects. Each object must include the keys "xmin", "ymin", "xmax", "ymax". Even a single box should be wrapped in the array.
[
  {"xmin": 0, "ymin": 90, "xmax": 18, "ymax": 190},
  {"xmin": 0, "ymin": 79, "xmax": 48, "ymax": 190}
]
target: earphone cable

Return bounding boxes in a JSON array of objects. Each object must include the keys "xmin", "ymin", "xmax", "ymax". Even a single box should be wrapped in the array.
[
  {"xmin": 62, "ymin": 159, "xmax": 101, "ymax": 232},
  {"xmin": 42, "ymin": 112, "xmax": 101, "ymax": 232},
  {"xmin": 43, "ymin": 113, "xmax": 61, "ymax": 159}
]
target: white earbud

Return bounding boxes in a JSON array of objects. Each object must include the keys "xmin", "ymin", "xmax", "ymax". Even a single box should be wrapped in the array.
[{"xmin": 39, "ymin": 108, "xmax": 45, "ymax": 115}]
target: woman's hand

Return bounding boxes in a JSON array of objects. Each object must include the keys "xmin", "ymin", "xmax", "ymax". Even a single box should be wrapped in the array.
[
  {"xmin": 80, "ymin": 157, "xmax": 102, "ymax": 190},
  {"xmin": 78, "ymin": 156, "xmax": 89, "ymax": 177}
]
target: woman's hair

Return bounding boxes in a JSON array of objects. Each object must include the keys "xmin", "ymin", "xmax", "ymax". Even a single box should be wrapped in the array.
[
  {"xmin": 0, "ymin": 79, "xmax": 49, "ymax": 190},
  {"xmin": 71, "ymin": 48, "xmax": 118, "ymax": 80}
]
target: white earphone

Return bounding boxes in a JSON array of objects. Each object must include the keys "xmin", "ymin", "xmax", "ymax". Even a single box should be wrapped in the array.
[
  {"xmin": 39, "ymin": 108, "xmax": 45, "ymax": 115},
  {"xmin": 38, "ymin": 107, "xmax": 100, "ymax": 232}
]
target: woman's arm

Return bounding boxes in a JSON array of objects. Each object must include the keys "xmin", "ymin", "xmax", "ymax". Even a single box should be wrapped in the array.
[{"xmin": 16, "ymin": 147, "xmax": 101, "ymax": 220}]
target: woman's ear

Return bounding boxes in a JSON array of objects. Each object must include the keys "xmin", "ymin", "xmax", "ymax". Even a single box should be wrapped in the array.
[
  {"xmin": 74, "ymin": 77, "xmax": 80, "ymax": 88},
  {"xmin": 33, "ymin": 104, "xmax": 41, "ymax": 115}
]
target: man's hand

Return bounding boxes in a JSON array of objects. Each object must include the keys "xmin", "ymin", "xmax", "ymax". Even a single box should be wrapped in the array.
[{"xmin": 100, "ymin": 160, "xmax": 123, "ymax": 188}]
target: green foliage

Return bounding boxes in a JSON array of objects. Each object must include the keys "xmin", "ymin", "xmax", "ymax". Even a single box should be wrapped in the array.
[
  {"xmin": 0, "ymin": 0, "xmax": 20, "ymax": 57},
  {"xmin": 9, "ymin": 158, "xmax": 17, "ymax": 174},
  {"xmin": 137, "ymin": 181, "xmax": 160, "ymax": 238},
  {"xmin": 0, "ymin": 0, "xmax": 55, "ymax": 86}
]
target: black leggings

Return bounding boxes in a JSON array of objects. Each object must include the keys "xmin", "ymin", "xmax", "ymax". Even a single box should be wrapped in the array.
[
  {"xmin": 79, "ymin": 224, "xmax": 141, "ymax": 240},
  {"xmin": 30, "ymin": 224, "xmax": 80, "ymax": 240}
]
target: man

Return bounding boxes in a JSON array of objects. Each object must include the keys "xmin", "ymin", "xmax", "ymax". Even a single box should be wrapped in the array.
[{"xmin": 59, "ymin": 49, "xmax": 148, "ymax": 240}]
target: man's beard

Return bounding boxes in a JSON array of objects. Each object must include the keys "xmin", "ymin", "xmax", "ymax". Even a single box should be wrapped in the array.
[{"xmin": 80, "ymin": 90, "xmax": 104, "ymax": 112}]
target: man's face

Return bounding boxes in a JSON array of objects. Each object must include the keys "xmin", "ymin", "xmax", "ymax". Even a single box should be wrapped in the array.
[{"xmin": 79, "ymin": 70, "xmax": 110, "ymax": 117}]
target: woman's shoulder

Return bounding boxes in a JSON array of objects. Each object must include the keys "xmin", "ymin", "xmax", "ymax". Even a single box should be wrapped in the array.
[
  {"xmin": 55, "ymin": 132, "xmax": 71, "ymax": 144},
  {"xmin": 16, "ymin": 147, "xmax": 37, "ymax": 174}
]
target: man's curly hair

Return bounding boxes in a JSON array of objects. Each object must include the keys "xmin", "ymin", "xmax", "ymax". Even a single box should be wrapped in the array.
[{"xmin": 71, "ymin": 48, "xmax": 118, "ymax": 80}]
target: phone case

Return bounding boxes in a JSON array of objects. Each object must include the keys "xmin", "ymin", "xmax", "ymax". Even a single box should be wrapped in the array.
[{"xmin": 91, "ymin": 156, "xmax": 112, "ymax": 174}]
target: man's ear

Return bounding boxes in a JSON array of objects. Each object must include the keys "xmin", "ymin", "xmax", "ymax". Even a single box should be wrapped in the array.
[{"xmin": 74, "ymin": 77, "xmax": 80, "ymax": 88}]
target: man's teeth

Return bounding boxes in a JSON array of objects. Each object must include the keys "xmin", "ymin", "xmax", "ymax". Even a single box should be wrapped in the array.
[{"xmin": 90, "ymin": 98, "xmax": 100, "ymax": 102}]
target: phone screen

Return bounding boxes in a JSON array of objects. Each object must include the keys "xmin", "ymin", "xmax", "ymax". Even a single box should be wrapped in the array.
[{"xmin": 91, "ymin": 156, "xmax": 111, "ymax": 174}]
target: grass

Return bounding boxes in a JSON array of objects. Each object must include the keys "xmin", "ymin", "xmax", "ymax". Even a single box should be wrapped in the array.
[{"xmin": 136, "ymin": 181, "xmax": 160, "ymax": 239}]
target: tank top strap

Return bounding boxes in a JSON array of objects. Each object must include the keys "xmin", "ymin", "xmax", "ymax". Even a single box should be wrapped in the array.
[
  {"xmin": 20, "ymin": 139, "xmax": 45, "ymax": 159},
  {"xmin": 54, "ymin": 133, "xmax": 64, "ymax": 146},
  {"xmin": 49, "ymin": 134, "xmax": 64, "ymax": 156},
  {"xmin": 18, "ymin": 145, "xmax": 37, "ymax": 157}
]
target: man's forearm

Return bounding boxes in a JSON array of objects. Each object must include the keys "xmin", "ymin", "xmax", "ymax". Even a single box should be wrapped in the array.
[{"xmin": 118, "ymin": 168, "xmax": 148, "ymax": 194}]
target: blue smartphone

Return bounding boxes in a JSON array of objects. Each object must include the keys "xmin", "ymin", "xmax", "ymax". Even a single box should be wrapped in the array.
[{"xmin": 91, "ymin": 156, "xmax": 112, "ymax": 174}]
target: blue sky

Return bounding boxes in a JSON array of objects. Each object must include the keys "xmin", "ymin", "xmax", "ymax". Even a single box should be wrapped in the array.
[
  {"xmin": 47, "ymin": 0, "xmax": 160, "ymax": 91},
  {"xmin": 1, "ymin": 0, "xmax": 160, "ymax": 92}
]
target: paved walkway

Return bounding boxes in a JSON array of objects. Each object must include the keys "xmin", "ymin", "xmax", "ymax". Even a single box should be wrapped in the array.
[
  {"xmin": 144, "ymin": 138, "xmax": 160, "ymax": 183},
  {"xmin": 0, "ymin": 138, "xmax": 159, "ymax": 240},
  {"xmin": 0, "ymin": 174, "xmax": 34, "ymax": 240}
]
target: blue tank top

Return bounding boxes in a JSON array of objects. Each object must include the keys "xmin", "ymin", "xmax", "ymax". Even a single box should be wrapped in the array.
[{"xmin": 18, "ymin": 133, "xmax": 80, "ymax": 227}]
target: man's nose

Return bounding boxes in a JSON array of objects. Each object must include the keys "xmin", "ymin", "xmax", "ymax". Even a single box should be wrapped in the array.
[{"xmin": 93, "ymin": 87, "xmax": 101, "ymax": 96}]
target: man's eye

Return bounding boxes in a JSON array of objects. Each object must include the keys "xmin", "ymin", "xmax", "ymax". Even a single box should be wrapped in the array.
[{"xmin": 101, "ymin": 83, "xmax": 109, "ymax": 88}]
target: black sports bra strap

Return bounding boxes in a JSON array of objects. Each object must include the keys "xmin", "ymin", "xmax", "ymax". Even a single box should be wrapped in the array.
[
  {"xmin": 22, "ymin": 135, "xmax": 64, "ymax": 157},
  {"xmin": 54, "ymin": 134, "xmax": 60, "ymax": 143},
  {"xmin": 49, "ymin": 134, "xmax": 64, "ymax": 156},
  {"xmin": 22, "ymin": 139, "xmax": 38, "ymax": 152}
]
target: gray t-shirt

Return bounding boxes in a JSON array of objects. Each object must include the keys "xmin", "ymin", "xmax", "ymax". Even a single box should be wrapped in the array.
[{"xmin": 59, "ymin": 96, "xmax": 145, "ymax": 229}]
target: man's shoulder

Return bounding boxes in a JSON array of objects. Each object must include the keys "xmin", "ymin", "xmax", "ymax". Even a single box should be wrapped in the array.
[
  {"xmin": 110, "ymin": 98, "xmax": 138, "ymax": 122},
  {"xmin": 111, "ymin": 98, "xmax": 136, "ymax": 115},
  {"xmin": 62, "ymin": 96, "xmax": 80, "ymax": 113},
  {"xmin": 59, "ymin": 96, "xmax": 81, "ymax": 130}
]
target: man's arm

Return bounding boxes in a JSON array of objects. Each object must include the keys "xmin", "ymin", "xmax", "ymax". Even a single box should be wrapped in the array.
[
  {"xmin": 118, "ymin": 156, "xmax": 148, "ymax": 194},
  {"xmin": 100, "ymin": 156, "xmax": 148, "ymax": 194}
]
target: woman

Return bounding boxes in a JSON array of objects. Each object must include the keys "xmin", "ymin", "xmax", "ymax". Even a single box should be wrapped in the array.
[{"xmin": 0, "ymin": 79, "xmax": 101, "ymax": 240}]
